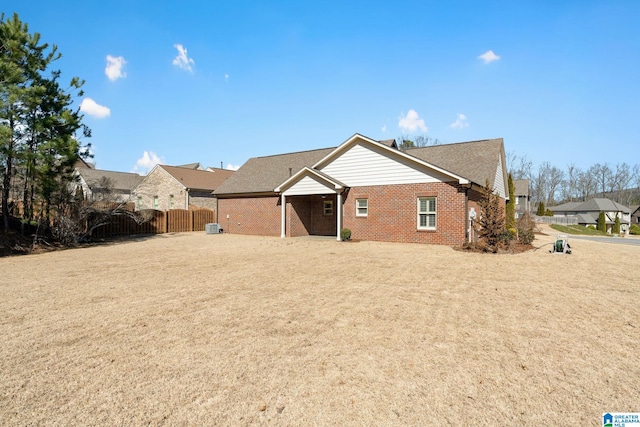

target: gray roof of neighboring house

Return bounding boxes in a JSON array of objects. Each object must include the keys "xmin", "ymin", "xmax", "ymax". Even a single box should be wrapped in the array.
[
  {"xmin": 406, "ymin": 138, "xmax": 505, "ymax": 190},
  {"xmin": 215, "ymin": 137, "xmax": 505, "ymax": 196},
  {"xmin": 77, "ymin": 168, "xmax": 143, "ymax": 192},
  {"xmin": 579, "ymin": 198, "xmax": 630, "ymax": 213},
  {"xmin": 514, "ymin": 179, "xmax": 529, "ymax": 197},
  {"xmin": 577, "ymin": 213, "xmax": 597, "ymax": 224},
  {"xmin": 176, "ymin": 162, "xmax": 203, "ymax": 170},
  {"xmin": 160, "ymin": 165, "xmax": 235, "ymax": 191},
  {"xmin": 214, "ymin": 147, "xmax": 336, "ymax": 195},
  {"xmin": 630, "ymin": 205, "xmax": 640, "ymax": 215},
  {"xmin": 549, "ymin": 201, "xmax": 582, "ymax": 211}
]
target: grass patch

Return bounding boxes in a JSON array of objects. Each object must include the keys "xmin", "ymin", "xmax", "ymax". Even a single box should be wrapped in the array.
[{"xmin": 550, "ymin": 224, "xmax": 609, "ymax": 236}]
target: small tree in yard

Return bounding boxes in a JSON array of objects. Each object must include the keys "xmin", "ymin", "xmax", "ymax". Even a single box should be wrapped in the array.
[
  {"xmin": 475, "ymin": 179, "xmax": 506, "ymax": 252},
  {"xmin": 597, "ymin": 211, "xmax": 607, "ymax": 233},
  {"xmin": 612, "ymin": 213, "xmax": 621, "ymax": 234},
  {"xmin": 536, "ymin": 201, "xmax": 546, "ymax": 216},
  {"xmin": 505, "ymin": 173, "xmax": 516, "ymax": 230}
]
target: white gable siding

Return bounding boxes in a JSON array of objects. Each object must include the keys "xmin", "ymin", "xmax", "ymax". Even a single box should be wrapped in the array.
[
  {"xmin": 494, "ymin": 155, "xmax": 506, "ymax": 198},
  {"xmin": 283, "ymin": 175, "xmax": 336, "ymax": 196},
  {"xmin": 320, "ymin": 143, "xmax": 451, "ymax": 187}
]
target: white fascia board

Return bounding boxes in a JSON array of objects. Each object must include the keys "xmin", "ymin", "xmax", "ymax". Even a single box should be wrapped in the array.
[
  {"xmin": 275, "ymin": 167, "xmax": 344, "ymax": 193},
  {"xmin": 313, "ymin": 133, "xmax": 470, "ymax": 185}
]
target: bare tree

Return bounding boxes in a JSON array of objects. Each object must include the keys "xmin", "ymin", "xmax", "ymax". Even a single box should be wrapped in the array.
[
  {"xmin": 507, "ymin": 153, "xmax": 533, "ymax": 181},
  {"xmin": 562, "ymin": 164, "xmax": 580, "ymax": 202},
  {"xmin": 592, "ymin": 163, "xmax": 612, "ymax": 197},
  {"xmin": 396, "ymin": 134, "xmax": 440, "ymax": 151},
  {"xmin": 546, "ymin": 166, "xmax": 565, "ymax": 205},
  {"xmin": 577, "ymin": 167, "xmax": 597, "ymax": 201},
  {"xmin": 531, "ymin": 162, "xmax": 551, "ymax": 205},
  {"xmin": 611, "ymin": 163, "xmax": 632, "ymax": 204}
]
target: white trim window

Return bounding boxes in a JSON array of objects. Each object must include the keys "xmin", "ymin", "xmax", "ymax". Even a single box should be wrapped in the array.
[
  {"xmin": 323, "ymin": 200, "xmax": 334, "ymax": 216},
  {"xmin": 417, "ymin": 197, "xmax": 436, "ymax": 230},
  {"xmin": 356, "ymin": 198, "xmax": 368, "ymax": 217},
  {"xmin": 153, "ymin": 196, "xmax": 159, "ymax": 210}
]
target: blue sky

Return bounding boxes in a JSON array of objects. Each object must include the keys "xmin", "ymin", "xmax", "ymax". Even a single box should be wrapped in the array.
[{"xmin": 4, "ymin": 1, "xmax": 639, "ymax": 174}]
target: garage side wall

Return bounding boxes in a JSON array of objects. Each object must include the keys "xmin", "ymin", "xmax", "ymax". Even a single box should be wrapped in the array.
[{"xmin": 218, "ymin": 196, "xmax": 282, "ymax": 236}]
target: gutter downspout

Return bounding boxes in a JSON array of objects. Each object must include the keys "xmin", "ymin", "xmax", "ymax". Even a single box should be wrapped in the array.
[{"xmin": 464, "ymin": 184, "xmax": 471, "ymax": 244}]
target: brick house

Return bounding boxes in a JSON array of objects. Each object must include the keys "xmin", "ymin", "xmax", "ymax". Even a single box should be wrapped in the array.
[
  {"xmin": 74, "ymin": 166, "xmax": 143, "ymax": 203},
  {"xmin": 133, "ymin": 165, "xmax": 234, "ymax": 211},
  {"xmin": 214, "ymin": 133, "xmax": 508, "ymax": 245}
]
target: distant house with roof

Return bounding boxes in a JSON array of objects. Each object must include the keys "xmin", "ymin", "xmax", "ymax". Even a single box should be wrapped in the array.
[
  {"xmin": 74, "ymin": 167, "xmax": 143, "ymax": 203},
  {"xmin": 514, "ymin": 179, "xmax": 531, "ymax": 218},
  {"xmin": 213, "ymin": 133, "xmax": 508, "ymax": 245},
  {"xmin": 133, "ymin": 164, "xmax": 234, "ymax": 211},
  {"xmin": 630, "ymin": 205, "xmax": 640, "ymax": 226},
  {"xmin": 549, "ymin": 198, "xmax": 631, "ymax": 234}
]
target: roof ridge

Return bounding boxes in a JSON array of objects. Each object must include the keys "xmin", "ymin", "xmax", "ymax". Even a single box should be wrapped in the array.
[
  {"xmin": 406, "ymin": 138, "xmax": 502, "ymax": 150},
  {"xmin": 253, "ymin": 146, "xmax": 336, "ymax": 160}
]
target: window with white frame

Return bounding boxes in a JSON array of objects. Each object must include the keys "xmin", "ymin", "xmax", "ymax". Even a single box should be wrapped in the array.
[
  {"xmin": 356, "ymin": 198, "xmax": 368, "ymax": 217},
  {"xmin": 323, "ymin": 200, "xmax": 333, "ymax": 216},
  {"xmin": 417, "ymin": 197, "xmax": 436, "ymax": 230},
  {"xmin": 169, "ymin": 194, "xmax": 174, "ymax": 209},
  {"xmin": 153, "ymin": 196, "xmax": 159, "ymax": 210}
]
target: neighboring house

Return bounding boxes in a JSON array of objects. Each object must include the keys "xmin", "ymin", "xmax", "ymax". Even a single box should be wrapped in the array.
[
  {"xmin": 176, "ymin": 162, "xmax": 204, "ymax": 170},
  {"xmin": 213, "ymin": 133, "xmax": 508, "ymax": 246},
  {"xmin": 513, "ymin": 179, "xmax": 531, "ymax": 218},
  {"xmin": 133, "ymin": 165, "xmax": 234, "ymax": 211},
  {"xmin": 74, "ymin": 168, "xmax": 143, "ymax": 203},
  {"xmin": 629, "ymin": 205, "xmax": 639, "ymax": 225},
  {"xmin": 549, "ymin": 198, "xmax": 631, "ymax": 234}
]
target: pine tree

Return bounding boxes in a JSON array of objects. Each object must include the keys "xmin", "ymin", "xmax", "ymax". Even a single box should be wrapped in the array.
[
  {"xmin": 536, "ymin": 201, "xmax": 545, "ymax": 216},
  {"xmin": 612, "ymin": 213, "xmax": 620, "ymax": 234},
  {"xmin": 475, "ymin": 179, "xmax": 506, "ymax": 252},
  {"xmin": 1, "ymin": 13, "xmax": 90, "ymax": 230},
  {"xmin": 597, "ymin": 211, "xmax": 607, "ymax": 233}
]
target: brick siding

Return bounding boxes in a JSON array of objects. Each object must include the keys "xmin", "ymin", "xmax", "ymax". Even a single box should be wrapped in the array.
[
  {"xmin": 217, "ymin": 182, "xmax": 504, "ymax": 245},
  {"xmin": 342, "ymin": 182, "xmax": 469, "ymax": 245}
]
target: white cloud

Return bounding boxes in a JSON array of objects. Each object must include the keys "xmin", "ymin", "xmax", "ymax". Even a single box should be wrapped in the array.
[
  {"xmin": 381, "ymin": 124, "xmax": 387, "ymax": 133},
  {"xmin": 105, "ymin": 55, "xmax": 126, "ymax": 81},
  {"xmin": 478, "ymin": 50, "xmax": 500, "ymax": 64},
  {"xmin": 172, "ymin": 44, "xmax": 195, "ymax": 72},
  {"xmin": 398, "ymin": 109, "xmax": 427, "ymax": 133},
  {"xmin": 80, "ymin": 98, "xmax": 111, "ymax": 118},
  {"xmin": 224, "ymin": 73, "xmax": 229, "ymax": 82},
  {"xmin": 449, "ymin": 113, "xmax": 469, "ymax": 129},
  {"xmin": 226, "ymin": 163, "xmax": 241, "ymax": 171},
  {"xmin": 133, "ymin": 151, "xmax": 163, "ymax": 175}
]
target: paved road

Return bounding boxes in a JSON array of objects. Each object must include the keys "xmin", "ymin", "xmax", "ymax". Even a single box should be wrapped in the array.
[{"xmin": 569, "ymin": 235, "xmax": 640, "ymax": 246}]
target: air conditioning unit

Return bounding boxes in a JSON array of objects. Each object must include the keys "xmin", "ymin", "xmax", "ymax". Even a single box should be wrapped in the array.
[{"xmin": 205, "ymin": 223, "xmax": 220, "ymax": 234}]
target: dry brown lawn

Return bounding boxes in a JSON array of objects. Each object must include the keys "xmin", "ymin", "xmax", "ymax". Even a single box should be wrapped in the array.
[{"xmin": 1, "ymin": 226, "xmax": 638, "ymax": 426}]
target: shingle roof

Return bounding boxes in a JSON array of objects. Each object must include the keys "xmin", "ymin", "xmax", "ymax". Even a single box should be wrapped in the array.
[
  {"xmin": 160, "ymin": 165, "xmax": 235, "ymax": 191},
  {"xmin": 215, "ymin": 137, "xmax": 505, "ymax": 196},
  {"xmin": 176, "ymin": 162, "xmax": 203, "ymax": 170},
  {"xmin": 78, "ymin": 168, "xmax": 143, "ymax": 192},
  {"xmin": 406, "ymin": 138, "xmax": 505, "ymax": 189},
  {"xmin": 214, "ymin": 147, "xmax": 336, "ymax": 195},
  {"xmin": 514, "ymin": 179, "xmax": 529, "ymax": 197},
  {"xmin": 551, "ymin": 198, "xmax": 631, "ymax": 214}
]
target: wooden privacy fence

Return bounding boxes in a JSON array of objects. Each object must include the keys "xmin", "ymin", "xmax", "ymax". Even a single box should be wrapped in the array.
[{"xmin": 92, "ymin": 208, "xmax": 216, "ymax": 238}]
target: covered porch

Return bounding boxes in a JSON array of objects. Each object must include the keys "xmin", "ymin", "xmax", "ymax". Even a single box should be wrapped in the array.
[{"xmin": 275, "ymin": 167, "xmax": 347, "ymax": 241}]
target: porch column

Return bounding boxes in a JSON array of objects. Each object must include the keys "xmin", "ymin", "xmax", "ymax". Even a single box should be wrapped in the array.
[
  {"xmin": 280, "ymin": 194, "xmax": 286, "ymax": 238},
  {"xmin": 336, "ymin": 191, "xmax": 342, "ymax": 241}
]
